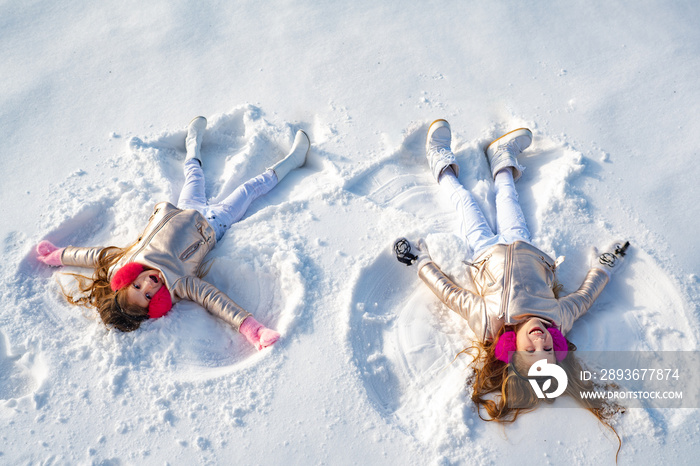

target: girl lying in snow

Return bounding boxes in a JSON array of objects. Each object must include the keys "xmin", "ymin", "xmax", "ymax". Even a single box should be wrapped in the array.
[
  {"xmin": 36, "ymin": 117, "xmax": 310, "ymax": 350},
  {"xmin": 395, "ymin": 120, "xmax": 628, "ymax": 451}
]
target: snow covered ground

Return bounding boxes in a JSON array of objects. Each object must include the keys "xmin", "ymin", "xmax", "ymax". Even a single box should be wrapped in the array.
[{"xmin": 1, "ymin": 1, "xmax": 699, "ymax": 464}]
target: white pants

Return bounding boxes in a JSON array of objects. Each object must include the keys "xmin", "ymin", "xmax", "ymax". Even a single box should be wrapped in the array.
[
  {"xmin": 439, "ymin": 170, "xmax": 531, "ymax": 259},
  {"xmin": 177, "ymin": 160, "xmax": 278, "ymax": 241}
]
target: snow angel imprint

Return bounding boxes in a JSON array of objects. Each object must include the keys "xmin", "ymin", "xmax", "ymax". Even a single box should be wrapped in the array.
[
  {"xmin": 36, "ymin": 117, "xmax": 310, "ymax": 350},
  {"xmin": 394, "ymin": 120, "xmax": 629, "ymax": 455}
]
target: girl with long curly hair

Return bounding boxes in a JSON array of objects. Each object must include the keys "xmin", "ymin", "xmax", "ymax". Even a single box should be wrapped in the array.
[
  {"xmin": 36, "ymin": 116, "xmax": 310, "ymax": 350},
  {"xmin": 395, "ymin": 119, "xmax": 628, "ymax": 454}
]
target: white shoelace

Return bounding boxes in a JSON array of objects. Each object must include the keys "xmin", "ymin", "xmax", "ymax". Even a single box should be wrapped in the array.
[
  {"xmin": 430, "ymin": 147, "xmax": 454, "ymax": 162},
  {"xmin": 496, "ymin": 139, "xmax": 522, "ymax": 155}
]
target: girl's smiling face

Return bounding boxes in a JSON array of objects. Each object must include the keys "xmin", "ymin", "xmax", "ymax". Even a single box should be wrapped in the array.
[
  {"xmin": 515, "ymin": 317, "xmax": 556, "ymax": 365},
  {"xmin": 125, "ymin": 269, "xmax": 163, "ymax": 308}
]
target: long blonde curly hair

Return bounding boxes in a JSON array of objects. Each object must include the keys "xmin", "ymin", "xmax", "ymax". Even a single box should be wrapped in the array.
[
  {"xmin": 463, "ymin": 326, "xmax": 625, "ymax": 460},
  {"xmin": 61, "ymin": 244, "xmax": 149, "ymax": 332}
]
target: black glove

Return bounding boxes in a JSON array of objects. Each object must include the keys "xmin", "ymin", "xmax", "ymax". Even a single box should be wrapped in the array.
[
  {"xmin": 394, "ymin": 238, "xmax": 432, "ymax": 268},
  {"xmin": 591, "ymin": 240, "xmax": 630, "ymax": 277}
]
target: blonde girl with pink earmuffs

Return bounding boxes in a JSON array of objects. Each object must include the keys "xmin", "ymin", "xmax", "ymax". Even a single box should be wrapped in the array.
[
  {"xmin": 36, "ymin": 117, "xmax": 309, "ymax": 350},
  {"xmin": 395, "ymin": 120, "xmax": 629, "ymax": 454}
]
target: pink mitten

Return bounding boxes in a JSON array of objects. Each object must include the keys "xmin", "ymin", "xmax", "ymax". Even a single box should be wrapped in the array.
[
  {"xmin": 239, "ymin": 316, "xmax": 280, "ymax": 350},
  {"xmin": 36, "ymin": 240, "xmax": 64, "ymax": 267}
]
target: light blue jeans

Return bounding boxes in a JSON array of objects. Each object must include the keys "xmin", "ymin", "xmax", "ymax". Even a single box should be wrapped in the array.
[
  {"xmin": 177, "ymin": 160, "xmax": 278, "ymax": 241},
  {"xmin": 439, "ymin": 169, "xmax": 531, "ymax": 259}
]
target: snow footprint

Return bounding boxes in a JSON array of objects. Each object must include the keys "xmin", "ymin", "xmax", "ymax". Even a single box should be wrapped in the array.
[{"xmin": 0, "ymin": 331, "xmax": 44, "ymax": 404}]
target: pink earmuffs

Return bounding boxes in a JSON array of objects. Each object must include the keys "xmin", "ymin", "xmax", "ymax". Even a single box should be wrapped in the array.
[
  {"xmin": 494, "ymin": 327, "xmax": 568, "ymax": 363},
  {"xmin": 110, "ymin": 262, "xmax": 172, "ymax": 318}
]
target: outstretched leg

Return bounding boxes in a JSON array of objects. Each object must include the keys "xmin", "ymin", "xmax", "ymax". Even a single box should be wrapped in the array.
[
  {"xmin": 426, "ymin": 120, "xmax": 498, "ymax": 256},
  {"xmin": 206, "ymin": 130, "xmax": 310, "ymax": 241},
  {"xmin": 486, "ymin": 128, "xmax": 533, "ymax": 244},
  {"xmin": 493, "ymin": 168, "xmax": 531, "ymax": 243},
  {"xmin": 439, "ymin": 168, "xmax": 498, "ymax": 255},
  {"xmin": 205, "ymin": 170, "xmax": 279, "ymax": 240},
  {"xmin": 177, "ymin": 117, "xmax": 208, "ymax": 210}
]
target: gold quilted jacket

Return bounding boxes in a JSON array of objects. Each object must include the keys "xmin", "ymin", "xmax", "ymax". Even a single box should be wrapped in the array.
[
  {"xmin": 418, "ymin": 241, "xmax": 609, "ymax": 341},
  {"xmin": 61, "ymin": 202, "xmax": 251, "ymax": 330}
]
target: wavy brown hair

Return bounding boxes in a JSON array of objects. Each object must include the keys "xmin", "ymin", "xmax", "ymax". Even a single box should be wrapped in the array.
[
  {"xmin": 463, "ymin": 326, "xmax": 625, "ymax": 461},
  {"xmin": 61, "ymin": 244, "xmax": 149, "ymax": 332}
]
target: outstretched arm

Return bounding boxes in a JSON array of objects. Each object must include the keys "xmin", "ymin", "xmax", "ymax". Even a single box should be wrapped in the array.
[
  {"xmin": 395, "ymin": 237, "xmax": 487, "ymax": 338},
  {"xmin": 174, "ymin": 276, "xmax": 279, "ymax": 349},
  {"xmin": 36, "ymin": 240, "xmax": 105, "ymax": 269},
  {"xmin": 60, "ymin": 246, "xmax": 106, "ymax": 268},
  {"xmin": 558, "ymin": 241, "xmax": 629, "ymax": 333},
  {"xmin": 175, "ymin": 276, "xmax": 251, "ymax": 329},
  {"xmin": 418, "ymin": 262, "xmax": 488, "ymax": 340},
  {"xmin": 557, "ymin": 267, "xmax": 609, "ymax": 333}
]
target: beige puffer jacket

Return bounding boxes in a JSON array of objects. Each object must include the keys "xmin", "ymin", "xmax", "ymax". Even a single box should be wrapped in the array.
[
  {"xmin": 418, "ymin": 240, "xmax": 609, "ymax": 341},
  {"xmin": 61, "ymin": 202, "xmax": 251, "ymax": 331}
]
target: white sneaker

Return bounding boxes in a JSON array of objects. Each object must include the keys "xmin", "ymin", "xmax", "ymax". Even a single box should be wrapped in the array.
[
  {"xmin": 426, "ymin": 119, "xmax": 459, "ymax": 182},
  {"xmin": 185, "ymin": 116, "xmax": 207, "ymax": 165},
  {"xmin": 485, "ymin": 128, "xmax": 532, "ymax": 181},
  {"xmin": 271, "ymin": 130, "xmax": 310, "ymax": 182}
]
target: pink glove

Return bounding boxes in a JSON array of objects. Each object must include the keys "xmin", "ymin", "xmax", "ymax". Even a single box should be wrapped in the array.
[
  {"xmin": 36, "ymin": 240, "xmax": 65, "ymax": 267},
  {"xmin": 239, "ymin": 316, "xmax": 280, "ymax": 350}
]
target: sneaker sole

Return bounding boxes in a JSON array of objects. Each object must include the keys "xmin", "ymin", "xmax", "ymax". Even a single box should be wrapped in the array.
[{"xmin": 486, "ymin": 128, "xmax": 532, "ymax": 154}]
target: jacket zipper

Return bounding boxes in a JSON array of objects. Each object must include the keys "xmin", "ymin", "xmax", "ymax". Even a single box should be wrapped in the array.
[
  {"xmin": 180, "ymin": 240, "xmax": 204, "ymax": 261},
  {"xmin": 499, "ymin": 243, "xmax": 514, "ymax": 319},
  {"xmin": 179, "ymin": 222, "xmax": 212, "ymax": 261},
  {"xmin": 467, "ymin": 255, "xmax": 497, "ymax": 295},
  {"xmin": 128, "ymin": 209, "xmax": 181, "ymax": 263},
  {"xmin": 196, "ymin": 222, "xmax": 212, "ymax": 243},
  {"xmin": 539, "ymin": 254, "xmax": 557, "ymax": 272}
]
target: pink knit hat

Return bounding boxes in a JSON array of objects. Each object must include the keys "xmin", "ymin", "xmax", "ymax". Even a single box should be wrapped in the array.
[{"xmin": 111, "ymin": 262, "xmax": 172, "ymax": 318}]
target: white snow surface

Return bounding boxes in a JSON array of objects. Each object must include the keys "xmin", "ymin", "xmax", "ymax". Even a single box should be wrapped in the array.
[{"xmin": 1, "ymin": 1, "xmax": 699, "ymax": 464}]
